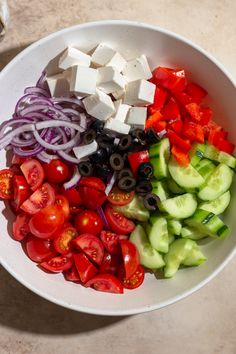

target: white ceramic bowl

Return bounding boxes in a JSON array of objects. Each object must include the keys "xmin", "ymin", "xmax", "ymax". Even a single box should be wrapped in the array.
[{"xmin": 0, "ymin": 20, "xmax": 235, "ymax": 316}]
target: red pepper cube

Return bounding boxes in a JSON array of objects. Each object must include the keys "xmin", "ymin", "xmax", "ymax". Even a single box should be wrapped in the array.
[
  {"xmin": 182, "ymin": 121, "xmax": 204, "ymax": 144},
  {"xmin": 128, "ymin": 150, "xmax": 150, "ymax": 177},
  {"xmin": 167, "ymin": 130, "xmax": 191, "ymax": 152},
  {"xmin": 145, "ymin": 111, "xmax": 163, "ymax": 130},
  {"xmin": 185, "ymin": 102, "xmax": 202, "ymax": 122},
  {"xmin": 161, "ymin": 97, "xmax": 180, "ymax": 120},
  {"xmin": 186, "ymin": 82, "xmax": 208, "ymax": 104},
  {"xmin": 171, "ymin": 145, "xmax": 190, "ymax": 166},
  {"xmin": 216, "ymin": 139, "xmax": 235, "ymax": 155},
  {"xmin": 147, "ymin": 86, "xmax": 167, "ymax": 115},
  {"xmin": 168, "ymin": 119, "xmax": 183, "ymax": 135}
]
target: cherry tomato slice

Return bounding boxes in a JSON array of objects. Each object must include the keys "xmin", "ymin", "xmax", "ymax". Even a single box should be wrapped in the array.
[
  {"xmin": 53, "ymin": 226, "xmax": 78, "ymax": 255},
  {"xmin": 61, "ymin": 187, "xmax": 82, "ymax": 206},
  {"xmin": 11, "ymin": 155, "xmax": 28, "ymax": 165},
  {"xmin": 43, "ymin": 159, "xmax": 69, "ymax": 184},
  {"xmin": 73, "ymin": 234, "xmax": 104, "ymax": 265},
  {"xmin": 0, "ymin": 169, "xmax": 14, "ymax": 199},
  {"xmin": 120, "ymin": 239, "xmax": 140, "ymax": 279},
  {"xmin": 107, "ymin": 187, "xmax": 135, "ymax": 206},
  {"xmin": 79, "ymin": 186, "xmax": 106, "ymax": 210},
  {"xmin": 118, "ymin": 264, "xmax": 144, "ymax": 289},
  {"xmin": 73, "ymin": 253, "xmax": 98, "ymax": 283},
  {"xmin": 21, "ymin": 183, "xmax": 55, "ymax": 214},
  {"xmin": 104, "ymin": 204, "xmax": 135, "ymax": 235},
  {"xmin": 100, "ymin": 231, "xmax": 120, "ymax": 254},
  {"xmin": 85, "ymin": 274, "xmax": 124, "ymax": 294},
  {"xmin": 74, "ymin": 210, "xmax": 103, "ymax": 236},
  {"xmin": 25, "ymin": 234, "xmax": 57, "ymax": 263},
  {"xmin": 99, "ymin": 252, "xmax": 121, "ymax": 275},
  {"xmin": 64, "ymin": 264, "xmax": 81, "ymax": 282},
  {"xmin": 13, "ymin": 175, "xmax": 30, "ymax": 210},
  {"xmin": 20, "ymin": 159, "xmax": 44, "ymax": 191},
  {"xmin": 29, "ymin": 205, "xmax": 65, "ymax": 239},
  {"xmin": 79, "ymin": 177, "xmax": 106, "ymax": 192},
  {"xmin": 40, "ymin": 255, "xmax": 73, "ymax": 273},
  {"xmin": 12, "ymin": 212, "xmax": 30, "ymax": 241},
  {"xmin": 54, "ymin": 195, "xmax": 70, "ymax": 220}
]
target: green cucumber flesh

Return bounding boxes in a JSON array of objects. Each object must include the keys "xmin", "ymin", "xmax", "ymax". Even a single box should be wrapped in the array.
[
  {"xmin": 167, "ymin": 219, "xmax": 182, "ymax": 235},
  {"xmin": 189, "ymin": 143, "xmax": 206, "ymax": 167},
  {"xmin": 199, "ymin": 191, "xmax": 231, "ymax": 215},
  {"xmin": 159, "ymin": 193, "xmax": 197, "ymax": 219},
  {"xmin": 182, "ymin": 243, "xmax": 207, "ymax": 266},
  {"xmin": 151, "ymin": 180, "xmax": 169, "ymax": 201},
  {"xmin": 148, "ymin": 217, "xmax": 169, "ymax": 253},
  {"xmin": 114, "ymin": 195, "xmax": 150, "ymax": 222},
  {"xmin": 150, "ymin": 138, "xmax": 170, "ymax": 180},
  {"xmin": 181, "ymin": 226, "xmax": 207, "ymax": 240},
  {"xmin": 167, "ymin": 178, "xmax": 185, "ymax": 194},
  {"xmin": 204, "ymin": 144, "xmax": 236, "ymax": 169},
  {"xmin": 195, "ymin": 159, "xmax": 216, "ymax": 180}
]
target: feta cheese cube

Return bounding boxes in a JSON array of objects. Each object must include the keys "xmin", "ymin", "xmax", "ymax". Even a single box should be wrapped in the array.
[
  {"xmin": 106, "ymin": 52, "xmax": 127, "ymax": 72},
  {"xmin": 122, "ymin": 55, "xmax": 152, "ymax": 82},
  {"xmin": 104, "ymin": 118, "xmax": 130, "ymax": 135},
  {"xmin": 70, "ymin": 66, "xmax": 98, "ymax": 96},
  {"xmin": 127, "ymin": 107, "xmax": 147, "ymax": 128},
  {"xmin": 97, "ymin": 67, "xmax": 126, "ymax": 94},
  {"xmin": 46, "ymin": 70, "xmax": 70, "ymax": 97},
  {"xmin": 112, "ymin": 103, "xmax": 130, "ymax": 122},
  {"xmin": 83, "ymin": 90, "xmax": 115, "ymax": 121},
  {"xmin": 123, "ymin": 79, "xmax": 155, "ymax": 106},
  {"xmin": 58, "ymin": 47, "xmax": 91, "ymax": 70},
  {"xmin": 91, "ymin": 43, "xmax": 116, "ymax": 67},
  {"xmin": 112, "ymin": 88, "xmax": 125, "ymax": 100},
  {"xmin": 73, "ymin": 140, "xmax": 98, "ymax": 160}
]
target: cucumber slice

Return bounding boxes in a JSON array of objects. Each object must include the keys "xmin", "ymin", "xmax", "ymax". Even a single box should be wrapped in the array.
[
  {"xmin": 198, "ymin": 163, "xmax": 233, "ymax": 201},
  {"xmin": 181, "ymin": 226, "xmax": 207, "ymax": 240},
  {"xmin": 159, "ymin": 193, "xmax": 197, "ymax": 219},
  {"xmin": 204, "ymin": 144, "xmax": 220, "ymax": 161},
  {"xmin": 130, "ymin": 225, "xmax": 165, "ymax": 269},
  {"xmin": 168, "ymin": 233, "xmax": 175, "ymax": 244},
  {"xmin": 114, "ymin": 195, "xmax": 150, "ymax": 222},
  {"xmin": 168, "ymin": 157, "xmax": 205, "ymax": 189},
  {"xmin": 148, "ymin": 216, "xmax": 169, "ymax": 253},
  {"xmin": 204, "ymin": 144, "xmax": 236, "ymax": 169},
  {"xmin": 189, "ymin": 143, "xmax": 206, "ymax": 167},
  {"xmin": 185, "ymin": 209, "xmax": 230, "ymax": 238},
  {"xmin": 151, "ymin": 180, "xmax": 169, "ymax": 201},
  {"xmin": 164, "ymin": 239, "xmax": 206, "ymax": 278},
  {"xmin": 199, "ymin": 191, "xmax": 231, "ymax": 215},
  {"xmin": 167, "ymin": 219, "xmax": 182, "ymax": 235},
  {"xmin": 195, "ymin": 159, "xmax": 216, "ymax": 180},
  {"xmin": 150, "ymin": 138, "xmax": 170, "ymax": 180},
  {"xmin": 167, "ymin": 178, "xmax": 185, "ymax": 194}
]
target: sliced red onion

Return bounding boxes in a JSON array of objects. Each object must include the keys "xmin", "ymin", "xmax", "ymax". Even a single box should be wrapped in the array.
[
  {"xmin": 80, "ymin": 113, "xmax": 87, "ymax": 129},
  {"xmin": 37, "ymin": 151, "xmax": 58, "ymax": 163},
  {"xmin": 0, "ymin": 123, "xmax": 35, "ymax": 147},
  {"xmin": 51, "ymin": 97, "xmax": 84, "ymax": 107},
  {"xmin": 34, "ymin": 130, "xmax": 80, "ymax": 151},
  {"xmin": 18, "ymin": 104, "xmax": 53, "ymax": 117},
  {"xmin": 35, "ymin": 120, "xmax": 84, "ymax": 132},
  {"xmin": 0, "ymin": 117, "xmax": 35, "ymax": 137},
  {"xmin": 57, "ymin": 150, "xmax": 80, "ymax": 164},
  {"xmin": 11, "ymin": 136, "xmax": 36, "ymax": 147},
  {"xmin": 157, "ymin": 129, "xmax": 167, "ymax": 139},
  {"xmin": 13, "ymin": 143, "xmax": 44, "ymax": 157},
  {"xmin": 62, "ymin": 108, "xmax": 82, "ymax": 117},
  {"xmin": 73, "ymin": 140, "xmax": 98, "ymax": 160},
  {"xmin": 24, "ymin": 86, "xmax": 50, "ymax": 97},
  {"xmin": 105, "ymin": 172, "xmax": 117, "ymax": 195},
  {"xmin": 97, "ymin": 207, "xmax": 109, "ymax": 230},
  {"xmin": 36, "ymin": 71, "xmax": 48, "ymax": 89},
  {"xmin": 63, "ymin": 166, "xmax": 81, "ymax": 190}
]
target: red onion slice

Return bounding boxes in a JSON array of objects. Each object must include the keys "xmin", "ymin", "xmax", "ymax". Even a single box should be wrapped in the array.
[
  {"xmin": 97, "ymin": 207, "xmax": 109, "ymax": 230},
  {"xmin": 24, "ymin": 86, "xmax": 50, "ymax": 97},
  {"xmin": 105, "ymin": 172, "xmax": 117, "ymax": 195},
  {"xmin": 63, "ymin": 166, "xmax": 81, "ymax": 190},
  {"xmin": 57, "ymin": 150, "xmax": 80, "ymax": 164}
]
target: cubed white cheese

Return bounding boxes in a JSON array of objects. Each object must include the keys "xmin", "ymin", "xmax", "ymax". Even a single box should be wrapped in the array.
[
  {"xmin": 91, "ymin": 43, "xmax": 116, "ymax": 67},
  {"xmin": 127, "ymin": 107, "xmax": 147, "ymax": 129},
  {"xmin": 104, "ymin": 118, "xmax": 130, "ymax": 135},
  {"xmin": 73, "ymin": 140, "xmax": 98, "ymax": 160},
  {"xmin": 112, "ymin": 88, "xmax": 125, "ymax": 100},
  {"xmin": 112, "ymin": 103, "xmax": 130, "ymax": 122},
  {"xmin": 70, "ymin": 66, "xmax": 98, "ymax": 96},
  {"xmin": 58, "ymin": 47, "xmax": 91, "ymax": 70},
  {"xmin": 123, "ymin": 79, "xmax": 155, "ymax": 106},
  {"xmin": 122, "ymin": 55, "xmax": 152, "ymax": 82},
  {"xmin": 46, "ymin": 70, "xmax": 70, "ymax": 97},
  {"xmin": 106, "ymin": 52, "xmax": 127, "ymax": 72},
  {"xmin": 83, "ymin": 89, "xmax": 115, "ymax": 121},
  {"xmin": 97, "ymin": 66, "xmax": 126, "ymax": 94}
]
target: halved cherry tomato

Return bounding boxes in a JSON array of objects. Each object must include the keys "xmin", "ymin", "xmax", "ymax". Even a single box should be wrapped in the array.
[
  {"xmin": 54, "ymin": 195, "xmax": 70, "ymax": 220},
  {"xmin": 104, "ymin": 204, "xmax": 135, "ymax": 235},
  {"xmin": 53, "ymin": 225, "xmax": 77, "ymax": 255},
  {"xmin": 12, "ymin": 212, "xmax": 30, "ymax": 241},
  {"xmin": 29, "ymin": 205, "xmax": 65, "ymax": 239},
  {"xmin": 21, "ymin": 183, "xmax": 55, "ymax": 214},
  {"xmin": 73, "ymin": 253, "xmax": 98, "ymax": 283},
  {"xmin": 118, "ymin": 264, "xmax": 144, "ymax": 290},
  {"xmin": 11, "ymin": 155, "xmax": 28, "ymax": 165},
  {"xmin": 64, "ymin": 264, "xmax": 81, "ymax": 282},
  {"xmin": 61, "ymin": 187, "xmax": 82, "ymax": 207},
  {"xmin": 74, "ymin": 210, "xmax": 103, "ymax": 236},
  {"xmin": 85, "ymin": 274, "xmax": 124, "ymax": 294},
  {"xmin": 20, "ymin": 159, "xmax": 44, "ymax": 191},
  {"xmin": 78, "ymin": 186, "xmax": 106, "ymax": 210},
  {"xmin": 43, "ymin": 159, "xmax": 69, "ymax": 184},
  {"xmin": 99, "ymin": 252, "xmax": 121, "ymax": 275},
  {"xmin": 25, "ymin": 234, "xmax": 57, "ymax": 262},
  {"xmin": 0, "ymin": 169, "xmax": 14, "ymax": 199},
  {"xmin": 13, "ymin": 175, "xmax": 31, "ymax": 210},
  {"xmin": 69, "ymin": 205, "xmax": 83, "ymax": 215},
  {"xmin": 108, "ymin": 187, "xmax": 134, "ymax": 206},
  {"xmin": 73, "ymin": 233, "xmax": 104, "ymax": 265},
  {"xmin": 40, "ymin": 255, "xmax": 73, "ymax": 273},
  {"xmin": 120, "ymin": 239, "xmax": 140, "ymax": 279},
  {"xmin": 100, "ymin": 231, "xmax": 121, "ymax": 254},
  {"xmin": 79, "ymin": 177, "xmax": 105, "ymax": 192}
]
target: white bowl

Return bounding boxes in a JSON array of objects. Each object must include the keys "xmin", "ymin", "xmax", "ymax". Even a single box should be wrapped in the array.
[{"xmin": 0, "ymin": 20, "xmax": 235, "ymax": 316}]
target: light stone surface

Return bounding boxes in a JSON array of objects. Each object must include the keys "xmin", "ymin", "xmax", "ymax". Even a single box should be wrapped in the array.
[{"xmin": 0, "ymin": 1, "xmax": 236, "ymax": 353}]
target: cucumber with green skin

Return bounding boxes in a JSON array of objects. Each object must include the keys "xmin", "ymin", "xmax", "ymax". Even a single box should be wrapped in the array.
[
  {"xmin": 195, "ymin": 159, "xmax": 216, "ymax": 180},
  {"xmin": 189, "ymin": 143, "xmax": 206, "ymax": 167},
  {"xmin": 148, "ymin": 216, "xmax": 169, "ymax": 253},
  {"xmin": 181, "ymin": 226, "xmax": 207, "ymax": 240},
  {"xmin": 167, "ymin": 178, "xmax": 185, "ymax": 195},
  {"xmin": 167, "ymin": 219, "xmax": 182, "ymax": 235},
  {"xmin": 151, "ymin": 180, "xmax": 169, "ymax": 201},
  {"xmin": 150, "ymin": 138, "xmax": 170, "ymax": 180},
  {"xmin": 199, "ymin": 191, "xmax": 231, "ymax": 215},
  {"xmin": 159, "ymin": 193, "xmax": 197, "ymax": 219},
  {"xmin": 114, "ymin": 195, "xmax": 150, "ymax": 222},
  {"xmin": 204, "ymin": 144, "xmax": 236, "ymax": 169}
]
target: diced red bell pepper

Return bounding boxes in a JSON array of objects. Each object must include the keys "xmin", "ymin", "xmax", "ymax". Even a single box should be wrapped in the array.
[
  {"xmin": 167, "ymin": 130, "xmax": 191, "ymax": 152},
  {"xmin": 208, "ymin": 129, "xmax": 227, "ymax": 146},
  {"xmin": 145, "ymin": 111, "xmax": 163, "ymax": 131},
  {"xmin": 203, "ymin": 120, "xmax": 222, "ymax": 139},
  {"xmin": 128, "ymin": 150, "xmax": 150, "ymax": 177},
  {"xmin": 182, "ymin": 121, "xmax": 205, "ymax": 144},
  {"xmin": 216, "ymin": 139, "xmax": 235, "ymax": 155},
  {"xmin": 171, "ymin": 145, "xmax": 190, "ymax": 166},
  {"xmin": 153, "ymin": 120, "xmax": 167, "ymax": 132},
  {"xmin": 147, "ymin": 86, "xmax": 167, "ymax": 115},
  {"xmin": 168, "ymin": 120, "xmax": 183, "ymax": 135},
  {"xmin": 199, "ymin": 107, "xmax": 212, "ymax": 125},
  {"xmin": 152, "ymin": 67, "xmax": 186, "ymax": 92},
  {"xmin": 185, "ymin": 102, "xmax": 202, "ymax": 122},
  {"xmin": 161, "ymin": 97, "xmax": 180, "ymax": 120},
  {"xmin": 174, "ymin": 91, "xmax": 193, "ymax": 106},
  {"xmin": 186, "ymin": 82, "xmax": 208, "ymax": 104}
]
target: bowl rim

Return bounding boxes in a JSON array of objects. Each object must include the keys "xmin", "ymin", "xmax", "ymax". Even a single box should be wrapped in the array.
[{"xmin": 0, "ymin": 19, "xmax": 235, "ymax": 316}]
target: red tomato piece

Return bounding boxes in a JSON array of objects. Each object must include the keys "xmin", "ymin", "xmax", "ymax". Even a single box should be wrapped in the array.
[
  {"xmin": 182, "ymin": 121, "xmax": 205, "ymax": 144},
  {"xmin": 64, "ymin": 264, "xmax": 81, "ymax": 282},
  {"xmin": 12, "ymin": 212, "xmax": 30, "ymax": 241},
  {"xmin": 167, "ymin": 130, "xmax": 191, "ymax": 152},
  {"xmin": 69, "ymin": 205, "xmax": 84, "ymax": 215},
  {"xmin": 100, "ymin": 231, "xmax": 121, "ymax": 254},
  {"xmin": 216, "ymin": 139, "xmax": 235, "ymax": 155},
  {"xmin": 25, "ymin": 234, "xmax": 57, "ymax": 263},
  {"xmin": 85, "ymin": 274, "xmax": 124, "ymax": 294},
  {"xmin": 161, "ymin": 98, "xmax": 180, "ymax": 120},
  {"xmin": 186, "ymin": 82, "xmax": 208, "ymax": 104},
  {"xmin": 29, "ymin": 205, "xmax": 65, "ymax": 239},
  {"xmin": 147, "ymin": 86, "xmax": 167, "ymax": 115},
  {"xmin": 128, "ymin": 150, "xmax": 150, "ymax": 177},
  {"xmin": 40, "ymin": 255, "xmax": 73, "ymax": 273},
  {"xmin": 74, "ymin": 210, "xmax": 103, "ymax": 236},
  {"xmin": 99, "ymin": 252, "xmax": 121, "ymax": 275},
  {"xmin": 54, "ymin": 195, "xmax": 70, "ymax": 220},
  {"xmin": 13, "ymin": 175, "xmax": 31, "ymax": 210},
  {"xmin": 104, "ymin": 204, "xmax": 135, "ymax": 235},
  {"xmin": 73, "ymin": 233, "xmax": 104, "ymax": 265},
  {"xmin": 171, "ymin": 145, "xmax": 190, "ymax": 166},
  {"xmin": 0, "ymin": 169, "xmax": 14, "ymax": 199},
  {"xmin": 73, "ymin": 253, "xmax": 98, "ymax": 283},
  {"xmin": 20, "ymin": 159, "xmax": 44, "ymax": 191},
  {"xmin": 53, "ymin": 226, "xmax": 78, "ymax": 255},
  {"xmin": 118, "ymin": 264, "xmax": 145, "ymax": 289},
  {"xmin": 168, "ymin": 119, "xmax": 183, "ymax": 135},
  {"xmin": 79, "ymin": 177, "xmax": 105, "ymax": 192},
  {"xmin": 11, "ymin": 155, "xmax": 28, "ymax": 165},
  {"xmin": 107, "ymin": 187, "xmax": 134, "ymax": 206},
  {"xmin": 21, "ymin": 182, "xmax": 55, "ymax": 214},
  {"xmin": 78, "ymin": 178, "xmax": 106, "ymax": 209},
  {"xmin": 43, "ymin": 159, "xmax": 69, "ymax": 184},
  {"xmin": 120, "ymin": 239, "xmax": 140, "ymax": 279},
  {"xmin": 62, "ymin": 187, "xmax": 82, "ymax": 207},
  {"xmin": 185, "ymin": 102, "xmax": 202, "ymax": 122}
]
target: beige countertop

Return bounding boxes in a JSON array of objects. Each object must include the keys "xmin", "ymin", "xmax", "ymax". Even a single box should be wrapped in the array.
[{"xmin": 0, "ymin": 1, "xmax": 236, "ymax": 353}]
